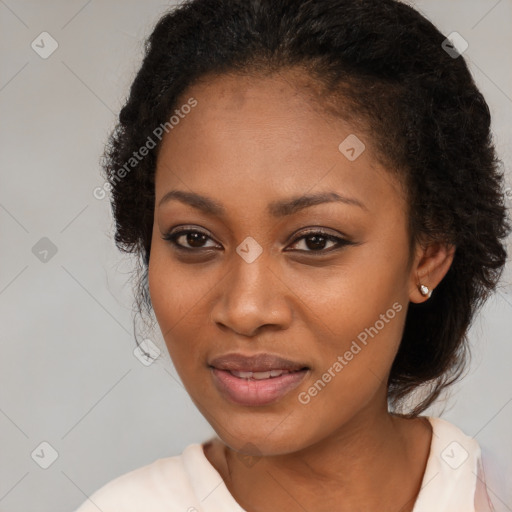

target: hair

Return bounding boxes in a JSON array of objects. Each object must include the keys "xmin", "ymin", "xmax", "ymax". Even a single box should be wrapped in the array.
[{"xmin": 102, "ymin": 0, "xmax": 510, "ymax": 416}]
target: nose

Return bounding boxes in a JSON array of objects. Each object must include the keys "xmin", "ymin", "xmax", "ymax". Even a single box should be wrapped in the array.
[{"xmin": 210, "ymin": 252, "xmax": 293, "ymax": 337}]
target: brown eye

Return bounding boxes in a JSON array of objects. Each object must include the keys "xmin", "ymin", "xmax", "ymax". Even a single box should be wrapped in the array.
[
  {"xmin": 287, "ymin": 230, "xmax": 353, "ymax": 253},
  {"xmin": 162, "ymin": 229, "xmax": 219, "ymax": 251},
  {"xmin": 181, "ymin": 231, "xmax": 208, "ymax": 248}
]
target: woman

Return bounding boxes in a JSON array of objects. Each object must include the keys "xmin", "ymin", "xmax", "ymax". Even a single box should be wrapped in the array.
[{"xmin": 75, "ymin": 0, "xmax": 510, "ymax": 510}]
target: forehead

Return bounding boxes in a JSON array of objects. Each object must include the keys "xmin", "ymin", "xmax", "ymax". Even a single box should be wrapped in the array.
[{"xmin": 154, "ymin": 71, "xmax": 405, "ymax": 213}]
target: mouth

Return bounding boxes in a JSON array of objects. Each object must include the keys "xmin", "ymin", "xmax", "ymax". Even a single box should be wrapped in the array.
[
  {"xmin": 209, "ymin": 353, "xmax": 309, "ymax": 406},
  {"xmin": 228, "ymin": 369, "xmax": 301, "ymax": 379}
]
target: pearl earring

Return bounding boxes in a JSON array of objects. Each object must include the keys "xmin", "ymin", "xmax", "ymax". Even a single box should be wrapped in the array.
[{"xmin": 419, "ymin": 284, "xmax": 432, "ymax": 298}]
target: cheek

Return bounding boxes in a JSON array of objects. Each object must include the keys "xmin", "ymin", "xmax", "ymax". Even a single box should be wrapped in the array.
[
  {"xmin": 296, "ymin": 302, "xmax": 407, "ymax": 431},
  {"xmin": 283, "ymin": 249, "xmax": 408, "ymax": 346},
  {"xmin": 148, "ymin": 247, "xmax": 190, "ymax": 350},
  {"xmin": 288, "ymin": 237, "xmax": 409, "ymax": 387},
  {"xmin": 148, "ymin": 252, "xmax": 177, "ymax": 331},
  {"xmin": 147, "ymin": 245, "xmax": 218, "ymax": 368},
  {"xmin": 148, "ymin": 240, "xmax": 200, "ymax": 327}
]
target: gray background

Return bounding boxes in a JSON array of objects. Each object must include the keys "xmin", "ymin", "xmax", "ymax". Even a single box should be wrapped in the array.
[{"xmin": 0, "ymin": 1, "xmax": 511, "ymax": 511}]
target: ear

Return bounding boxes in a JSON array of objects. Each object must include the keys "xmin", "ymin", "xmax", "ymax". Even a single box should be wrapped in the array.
[{"xmin": 408, "ymin": 240, "xmax": 456, "ymax": 303}]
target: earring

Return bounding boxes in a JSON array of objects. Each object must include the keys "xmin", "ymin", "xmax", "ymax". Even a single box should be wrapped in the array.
[{"xmin": 418, "ymin": 283, "xmax": 432, "ymax": 298}]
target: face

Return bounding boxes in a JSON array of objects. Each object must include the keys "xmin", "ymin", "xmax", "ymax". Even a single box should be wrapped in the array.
[{"xmin": 148, "ymin": 71, "xmax": 418, "ymax": 456}]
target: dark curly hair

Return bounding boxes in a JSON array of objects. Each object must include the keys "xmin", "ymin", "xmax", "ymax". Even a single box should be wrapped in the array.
[{"xmin": 102, "ymin": 0, "xmax": 510, "ymax": 416}]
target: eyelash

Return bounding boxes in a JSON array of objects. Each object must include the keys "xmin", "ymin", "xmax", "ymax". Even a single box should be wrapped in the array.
[{"xmin": 161, "ymin": 227, "xmax": 353, "ymax": 255}]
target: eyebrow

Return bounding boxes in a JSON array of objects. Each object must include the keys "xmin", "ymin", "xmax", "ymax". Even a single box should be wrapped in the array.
[{"xmin": 158, "ymin": 189, "xmax": 368, "ymax": 217}]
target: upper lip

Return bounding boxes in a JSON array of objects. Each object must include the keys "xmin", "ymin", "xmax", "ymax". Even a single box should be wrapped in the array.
[{"xmin": 209, "ymin": 353, "xmax": 308, "ymax": 372}]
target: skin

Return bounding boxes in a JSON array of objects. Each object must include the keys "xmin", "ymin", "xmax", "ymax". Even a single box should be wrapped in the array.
[{"xmin": 148, "ymin": 70, "xmax": 455, "ymax": 512}]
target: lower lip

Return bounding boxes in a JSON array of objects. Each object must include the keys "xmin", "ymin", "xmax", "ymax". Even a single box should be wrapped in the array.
[{"xmin": 211, "ymin": 368, "xmax": 308, "ymax": 407}]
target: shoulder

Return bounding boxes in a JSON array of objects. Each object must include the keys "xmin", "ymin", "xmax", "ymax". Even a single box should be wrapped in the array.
[
  {"xmin": 413, "ymin": 416, "xmax": 494, "ymax": 512},
  {"xmin": 427, "ymin": 416, "xmax": 481, "ymax": 458},
  {"xmin": 73, "ymin": 444, "xmax": 207, "ymax": 512}
]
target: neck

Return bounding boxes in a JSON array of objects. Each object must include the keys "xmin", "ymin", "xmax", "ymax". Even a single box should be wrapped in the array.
[{"xmin": 213, "ymin": 403, "xmax": 432, "ymax": 512}]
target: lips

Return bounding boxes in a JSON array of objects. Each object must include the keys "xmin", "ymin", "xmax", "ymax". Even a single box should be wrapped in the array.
[
  {"xmin": 209, "ymin": 353, "xmax": 309, "ymax": 406},
  {"xmin": 209, "ymin": 353, "xmax": 308, "ymax": 373}
]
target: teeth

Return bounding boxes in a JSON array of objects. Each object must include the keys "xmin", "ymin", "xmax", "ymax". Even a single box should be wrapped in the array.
[
  {"xmin": 235, "ymin": 371, "xmax": 253, "ymax": 379},
  {"xmin": 230, "ymin": 369, "xmax": 292, "ymax": 379},
  {"xmin": 252, "ymin": 371, "xmax": 272, "ymax": 379}
]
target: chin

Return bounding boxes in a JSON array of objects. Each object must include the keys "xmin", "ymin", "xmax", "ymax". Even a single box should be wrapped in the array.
[{"xmin": 198, "ymin": 402, "xmax": 315, "ymax": 456}]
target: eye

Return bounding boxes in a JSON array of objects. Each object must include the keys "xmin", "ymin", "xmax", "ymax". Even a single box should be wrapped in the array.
[
  {"xmin": 161, "ymin": 226, "xmax": 354, "ymax": 254},
  {"xmin": 161, "ymin": 228, "xmax": 220, "ymax": 251},
  {"xmin": 286, "ymin": 229, "xmax": 353, "ymax": 253}
]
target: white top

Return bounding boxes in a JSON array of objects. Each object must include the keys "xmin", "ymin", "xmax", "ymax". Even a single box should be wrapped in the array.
[{"xmin": 74, "ymin": 417, "xmax": 495, "ymax": 512}]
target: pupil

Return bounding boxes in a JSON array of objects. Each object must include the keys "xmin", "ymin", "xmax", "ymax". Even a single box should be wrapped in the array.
[
  {"xmin": 188, "ymin": 232, "xmax": 206, "ymax": 247},
  {"xmin": 306, "ymin": 235, "xmax": 326, "ymax": 250}
]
